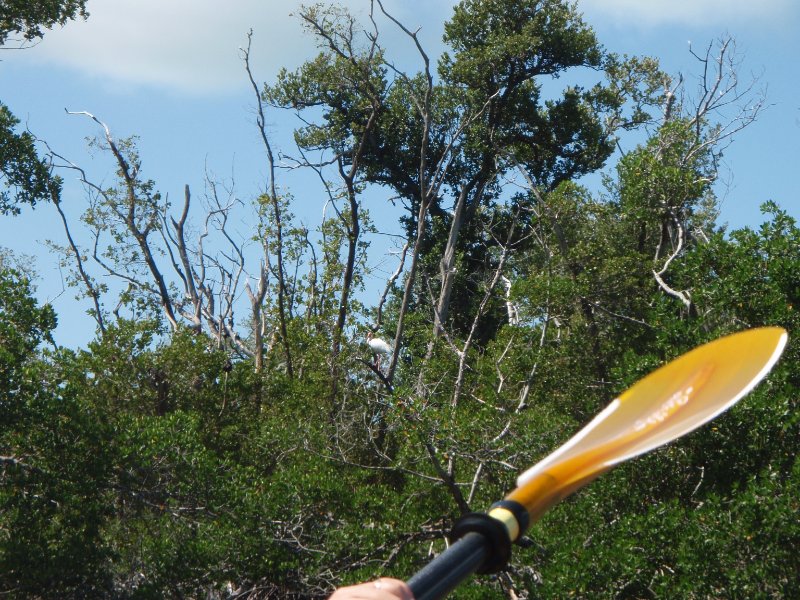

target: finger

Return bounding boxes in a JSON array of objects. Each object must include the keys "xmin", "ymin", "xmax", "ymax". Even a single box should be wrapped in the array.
[
  {"xmin": 328, "ymin": 577, "xmax": 414, "ymax": 600},
  {"xmin": 373, "ymin": 578, "xmax": 414, "ymax": 599}
]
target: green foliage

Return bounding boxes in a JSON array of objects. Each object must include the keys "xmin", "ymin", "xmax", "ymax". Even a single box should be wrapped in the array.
[
  {"xmin": 0, "ymin": 103, "xmax": 59, "ymax": 215},
  {"xmin": 0, "ymin": 270, "xmax": 111, "ymax": 597},
  {"xmin": 438, "ymin": 0, "xmax": 628, "ymax": 191},
  {"xmin": 0, "ymin": 0, "xmax": 87, "ymax": 45},
  {"xmin": 4, "ymin": 170, "xmax": 799, "ymax": 600},
  {"xmin": 0, "ymin": 268, "xmax": 56, "ymax": 401},
  {"xmin": 615, "ymin": 118, "xmax": 717, "ymax": 239},
  {"xmin": 263, "ymin": 4, "xmax": 387, "ymax": 160},
  {"xmin": 442, "ymin": 0, "xmax": 602, "ymax": 84},
  {"xmin": 0, "ymin": 0, "xmax": 84, "ymax": 214}
]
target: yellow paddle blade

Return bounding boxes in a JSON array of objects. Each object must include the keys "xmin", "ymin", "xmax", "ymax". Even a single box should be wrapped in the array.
[{"xmin": 507, "ymin": 327, "xmax": 788, "ymax": 522}]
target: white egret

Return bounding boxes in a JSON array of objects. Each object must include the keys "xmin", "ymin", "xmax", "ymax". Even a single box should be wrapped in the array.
[{"xmin": 366, "ymin": 331, "xmax": 392, "ymax": 370}]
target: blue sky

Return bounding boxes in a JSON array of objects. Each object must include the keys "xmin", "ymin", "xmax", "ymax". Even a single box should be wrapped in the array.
[{"xmin": 1, "ymin": 0, "xmax": 798, "ymax": 348}]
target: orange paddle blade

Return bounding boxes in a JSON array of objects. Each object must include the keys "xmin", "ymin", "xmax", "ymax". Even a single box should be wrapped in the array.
[{"xmin": 508, "ymin": 327, "xmax": 787, "ymax": 521}]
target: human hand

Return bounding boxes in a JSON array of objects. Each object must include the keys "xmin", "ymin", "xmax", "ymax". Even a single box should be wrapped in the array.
[{"xmin": 328, "ymin": 577, "xmax": 414, "ymax": 599}]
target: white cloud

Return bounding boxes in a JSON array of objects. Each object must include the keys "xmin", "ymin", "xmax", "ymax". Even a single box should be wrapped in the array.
[
  {"xmin": 13, "ymin": 0, "xmax": 321, "ymax": 94},
  {"xmin": 10, "ymin": 0, "xmax": 454, "ymax": 96},
  {"xmin": 577, "ymin": 0, "xmax": 793, "ymax": 28}
]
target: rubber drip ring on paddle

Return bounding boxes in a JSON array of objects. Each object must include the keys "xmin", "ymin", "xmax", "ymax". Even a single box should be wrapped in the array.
[{"xmin": 450, "ymin": 512, "xmax": 512, "ymax": 574}]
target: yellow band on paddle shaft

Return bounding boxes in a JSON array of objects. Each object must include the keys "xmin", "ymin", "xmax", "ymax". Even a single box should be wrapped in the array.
[{"xmin": 487, "ymin": 506, "xmax": 520, "ymax": 542}]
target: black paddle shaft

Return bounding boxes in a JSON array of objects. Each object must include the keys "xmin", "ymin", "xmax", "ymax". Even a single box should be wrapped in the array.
[
  {"xmin": 407, "ymin": 503, "xmax": 526, "ymax": 600},
  {"xmin": 406, "ymin": 532, "xmax": 489, "ymax": 600}
]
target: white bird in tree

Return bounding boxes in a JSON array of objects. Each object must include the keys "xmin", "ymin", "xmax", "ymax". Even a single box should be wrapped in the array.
[
  {"xmin": 366, "ymin": 331, "xmax": 393, "ymax": 370},
  {"xmin": 500, "ymin": 275, "xmax": 520, "ymax": 326}
]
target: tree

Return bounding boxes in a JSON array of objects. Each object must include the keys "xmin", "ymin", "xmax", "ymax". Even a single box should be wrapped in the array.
[
  {"xmin": 0, "ymin": 268, "xmax": 113, "ymax": 597},
  {"xmin": 0, "ymin": 102, "xmax": 58, "ymax": 216},
  {"xmin": 48, "ymin": 110, "xmax": 312, "ymax": 374},
  {"xmin": 264, "ymin": 4, "xmax": 387, "ymax": 388},
  {"xmin": 265, "ymin": 0, "xmax": 662, "ymax": 394},
  {"xmin": 0, "ymin": 0, "xmax": 87, "ymax": 46},
  {"xmin": 0, "ymin": 0, "xmax": 88, "ymax": 215}
]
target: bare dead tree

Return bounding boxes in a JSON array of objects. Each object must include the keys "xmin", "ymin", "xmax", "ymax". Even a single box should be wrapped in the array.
[
  {"xmin": 372, "ymin": 0, "xmax": 435, "ymax": 386},
  {"xmin": 160, "ymin": 172, "xmax": 252, "ymax": 356},
  {"xmin": 268, "ymin": 5, "xmax": 387, "ymax": 402},
  {"xmin": 242, "ymin": 31, "xmax": 293, "ymax": 378},
  {"xmin": 49, "ymin": 112, "xmax": 272, "ymax": 364},
  {"xmin": 650, "ymin": 36, "xmax": 764, "ymax": 313},
  {"xmin": 166, "ymin": 185, "xmax": 203, "ymax": 331}
]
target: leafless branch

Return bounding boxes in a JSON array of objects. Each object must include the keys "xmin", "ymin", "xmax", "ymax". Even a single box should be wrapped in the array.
[
  {"xmin": 452, "ymin": 208, "xmax": 519, "ymax": 407},
  {"xmin": 242, "ymin": 30, "xmax": 293, "ymax": 377},
  {"xmin": 374, "ymin": 242, "xmax": 408, "ymax": 328}
]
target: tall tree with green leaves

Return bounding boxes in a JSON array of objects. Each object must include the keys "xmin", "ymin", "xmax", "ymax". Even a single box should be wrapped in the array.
[
  {"xmin": 265, "ymin": 0, "xmax": 662, "ymax": 391},
  {"xmin": 0, "ymin": 0, "xmax": 88, "ymax": 215}
]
